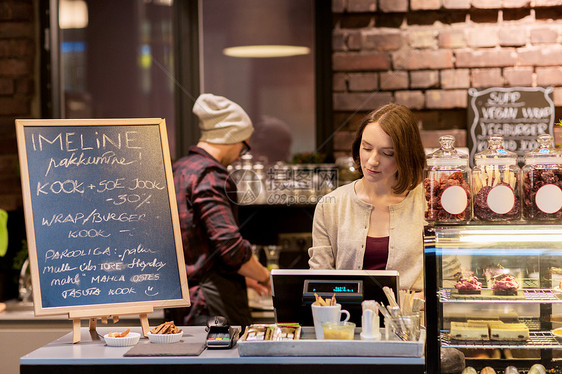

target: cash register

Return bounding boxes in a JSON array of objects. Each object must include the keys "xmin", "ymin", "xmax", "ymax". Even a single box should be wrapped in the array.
[{"xmin": 271, "ymin": 269, "xmax": 399, "ymax": 326}]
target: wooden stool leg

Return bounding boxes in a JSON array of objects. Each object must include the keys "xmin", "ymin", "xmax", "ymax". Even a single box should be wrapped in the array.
[{"xmin": 89, "ymin": 317, "xmax": 97, "ymax": 331}]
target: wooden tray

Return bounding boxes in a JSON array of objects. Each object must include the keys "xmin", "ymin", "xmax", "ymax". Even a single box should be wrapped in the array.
[{"xmin": 237, "ymin": 326, "xmax": 425, "ymax": 357}]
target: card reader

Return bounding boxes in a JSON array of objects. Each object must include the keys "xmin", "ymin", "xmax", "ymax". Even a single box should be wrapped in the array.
[{"xmin": 206, "ymin": 325, "xmax": 238, "ymax": 349}]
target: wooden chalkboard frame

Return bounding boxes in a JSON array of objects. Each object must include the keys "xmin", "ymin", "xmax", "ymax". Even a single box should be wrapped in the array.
[
  {"xmin": 15, "ymin": 118, "xmax": 190, "ymax": 318},
  {"xmin": 467, "ymin": 86, "xmax": 555, "ymax": 166}
]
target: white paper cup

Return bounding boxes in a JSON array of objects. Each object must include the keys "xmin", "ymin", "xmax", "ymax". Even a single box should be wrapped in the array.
[{"xmin": 311, "ymin": 303, "xmax": 350, "ymax": 339}]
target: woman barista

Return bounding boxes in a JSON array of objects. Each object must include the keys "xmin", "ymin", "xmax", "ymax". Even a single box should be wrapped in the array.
[{"xmin": 308, "ymin": 103, "xmax": 426, "ymax": 292}]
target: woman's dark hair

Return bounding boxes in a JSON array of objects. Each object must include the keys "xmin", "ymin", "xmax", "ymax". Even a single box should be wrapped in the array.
[{"xmin": 351, "ymin": 103, "xmax": 426, "ymax": 194}]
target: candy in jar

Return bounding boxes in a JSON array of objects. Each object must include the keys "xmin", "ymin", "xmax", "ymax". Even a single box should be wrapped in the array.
[
  {"xmin": 424, "ymin": 135, "xmax": 472, "ymax": 223},
  {"xmin": 522, "ymin": 134, "xmax": 562, "ymax": 222},
  {"xmin": 473, "ymin": 135, "xmax": 521, "ymax": 221}
]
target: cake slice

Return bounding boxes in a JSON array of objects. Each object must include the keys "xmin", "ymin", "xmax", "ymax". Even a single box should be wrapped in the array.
[
  {"xmin": 492, "ymin": 274, "xmax": 519, "ymax": 296},
  {"xmin": 450, "ymin": 322, "xmax": 489, "ymax": 340},
  {"xmin": 489, "ymin": 323, "xmax": 529, "ymax": 341},
  {"xmin": 455, "ymin": 275, "xmax": 482, "ymax": 294},
  {"xmin": 467, "ymin": 320, "xmax": 504, "ymax": 329}
]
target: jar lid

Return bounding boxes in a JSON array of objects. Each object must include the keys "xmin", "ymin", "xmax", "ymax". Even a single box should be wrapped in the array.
[
  {"xmin": 335, "ymin": 156, "xmax": 354, "ymax": 167},
  {"xmin": 426, "ymin": 135, "xmax": 469, "ymax": 166},
  {"xmin": 524, "ymin": 134, "xmax": 562, "ymax": 165},
  {"xmin": 474, "ymin": 134, "xmax": 518, "ymax": 166}
]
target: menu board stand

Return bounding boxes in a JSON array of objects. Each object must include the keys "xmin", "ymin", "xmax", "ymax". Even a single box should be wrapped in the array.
[
  {"xmin": 68, "ymin": 306, "xmax": 154, "ymax": 343},
  {"xmin": 15, "ymin": 118, "xmax": 190, "ymax": 343}
]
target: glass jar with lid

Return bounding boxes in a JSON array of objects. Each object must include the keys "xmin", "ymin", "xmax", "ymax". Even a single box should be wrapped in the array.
[
  {"xmin": 335, "ymin": 156, "xmax": 360, "ymax": 187},
  {"xmin": 252, "ymin": 161, "xmax": 268, "ymax": 205},
  {"xmin": 231, "ymin": 154, "xmax": 265, "ymax": 205},
  {"xmin": 424, "ymin": 135, "xmax": 472, "ymax": 223},
  {"xmin": 473, "ymin": 135, "xmax": 521, "ymax": 221},
  {"xmin": 522, "ymin": 134, "xmax": 562, "ymax": 222}
]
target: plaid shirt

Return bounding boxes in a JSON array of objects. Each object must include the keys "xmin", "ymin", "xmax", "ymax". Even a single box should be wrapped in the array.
[{"xmin": 173, "ymin": 146, "xmax": 252, "ymax": 284}]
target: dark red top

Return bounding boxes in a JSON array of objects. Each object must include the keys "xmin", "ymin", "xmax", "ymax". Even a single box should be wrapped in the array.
[{"xmin": 362, "ymin": 236, "xmax": 389, "ymax": 270}]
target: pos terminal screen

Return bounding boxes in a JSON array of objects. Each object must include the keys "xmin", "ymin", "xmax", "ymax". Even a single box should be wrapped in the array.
[{"xmin": 305, "ymin": 280, "xmax": 361, "ymax": 294}]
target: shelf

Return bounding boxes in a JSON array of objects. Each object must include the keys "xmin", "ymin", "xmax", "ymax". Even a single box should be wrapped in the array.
[
  {"xmin": 440, "ymin": 331, "xmax": 561, "ymax": 349},
  {"xmin": 515, "ymin": 317, "xmax": 541, "ymax": 330},
  {"xmin": 438, "ymin": 288, "xmax": 562, "ymax": 303}
]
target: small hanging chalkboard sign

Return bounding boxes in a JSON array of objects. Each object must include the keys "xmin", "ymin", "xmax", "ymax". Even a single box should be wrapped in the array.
[
  {"xmin": 15, "ymin": 119, "xmax": 190, "ymax": 323},
  {"xmin": 467, "ymin": 86, "xmax": 555, "ymax": 165}
]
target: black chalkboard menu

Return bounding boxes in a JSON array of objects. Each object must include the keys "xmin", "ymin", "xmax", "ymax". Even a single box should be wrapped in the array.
[
  {"xmin": 467, "ymin": 86, "xmax": 555, "ymax": 165},
  {"xmin": 16, "ymin": 119, "xmax": 189, "ymax": 316}
]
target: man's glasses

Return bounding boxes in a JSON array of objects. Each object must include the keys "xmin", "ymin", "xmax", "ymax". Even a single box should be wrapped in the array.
[{"xmin": 240, "ymin": 140, "xmax": 251, "ymax": 156}]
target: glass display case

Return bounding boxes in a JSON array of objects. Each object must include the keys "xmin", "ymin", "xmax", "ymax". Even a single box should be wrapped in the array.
[{"xmin": 424, "ymin": 224, "xmax": 562, "ymax": 373}]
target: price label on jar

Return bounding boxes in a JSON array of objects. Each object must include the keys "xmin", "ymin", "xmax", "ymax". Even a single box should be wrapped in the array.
[
  {"xmin": 440, "ymin": 186, "xmax": 469, "ymax": 215},
  {"xmin": 487, "ymin": 185, "xmax": 516, "ymax": 214},
  {"xmin": 535, "ymin": 184, "xmax": 562, "ymax": 214}
]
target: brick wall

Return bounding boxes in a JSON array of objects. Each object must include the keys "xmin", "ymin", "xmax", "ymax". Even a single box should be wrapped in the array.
[
  {"xmin": 331, "ymin": 0, "xmax": 562, "ymax": 158},
  {"xmin": 3, "ymin": 1, "xmax": 562, "ymax": 209},
  {"xmin": 0, "ymin": 0, "xmax": 35, "ymax": 211}
]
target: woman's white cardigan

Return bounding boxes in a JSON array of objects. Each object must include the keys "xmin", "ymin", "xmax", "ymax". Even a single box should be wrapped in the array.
[{"xmin": 308, "ymin": 181, "xmax": 426, "ymax": 291}]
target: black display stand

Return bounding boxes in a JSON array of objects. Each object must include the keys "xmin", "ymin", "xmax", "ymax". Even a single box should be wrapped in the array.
[{"xmin": 424, "ymin": 223, "xmax": 560, "ymax": 373}]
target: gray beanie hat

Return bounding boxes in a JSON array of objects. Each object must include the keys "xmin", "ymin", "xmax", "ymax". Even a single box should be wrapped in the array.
[{"xmin": 193, "ymin": 93, "xmax": 253, "ymax": 145}]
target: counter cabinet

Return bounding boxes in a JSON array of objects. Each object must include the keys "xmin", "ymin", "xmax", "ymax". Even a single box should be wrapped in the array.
[
  {"xmin": 19, "ymin": 326, "xmax": 424, "ymax": 374},
  {"xmin": 0, "ymin": 301, "xmax": 165, "ymax": 374},
  {"xmin": 424, "ymin": 224, "xmax": 562, "ymax": 373}
]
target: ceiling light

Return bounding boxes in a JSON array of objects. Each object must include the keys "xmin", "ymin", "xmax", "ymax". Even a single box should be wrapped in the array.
[
  {"xmin": 223, "ymin": 45, "xmax": 310, "ymax": 58},
  {"xmin": 59, "ymin": 0, "xmax": 88, "ymax": 29},
  {"xmin": 220, "ymin": 1, "xmax": 311, "ymax": 59}
]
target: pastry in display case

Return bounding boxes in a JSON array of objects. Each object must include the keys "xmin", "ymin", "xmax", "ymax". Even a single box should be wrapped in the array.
[
  {"xmin": 455, "ymin": 275, "xmax": 483, "ymax": 295},
  {"xmin": 424, "ymin": 224, "xmax": 562, "ymax": 373}
]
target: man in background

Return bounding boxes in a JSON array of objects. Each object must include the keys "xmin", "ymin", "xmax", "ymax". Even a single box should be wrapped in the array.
[{"xmin": 169, "ymin": 93, "xmax": 270, "ymax": 326}]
